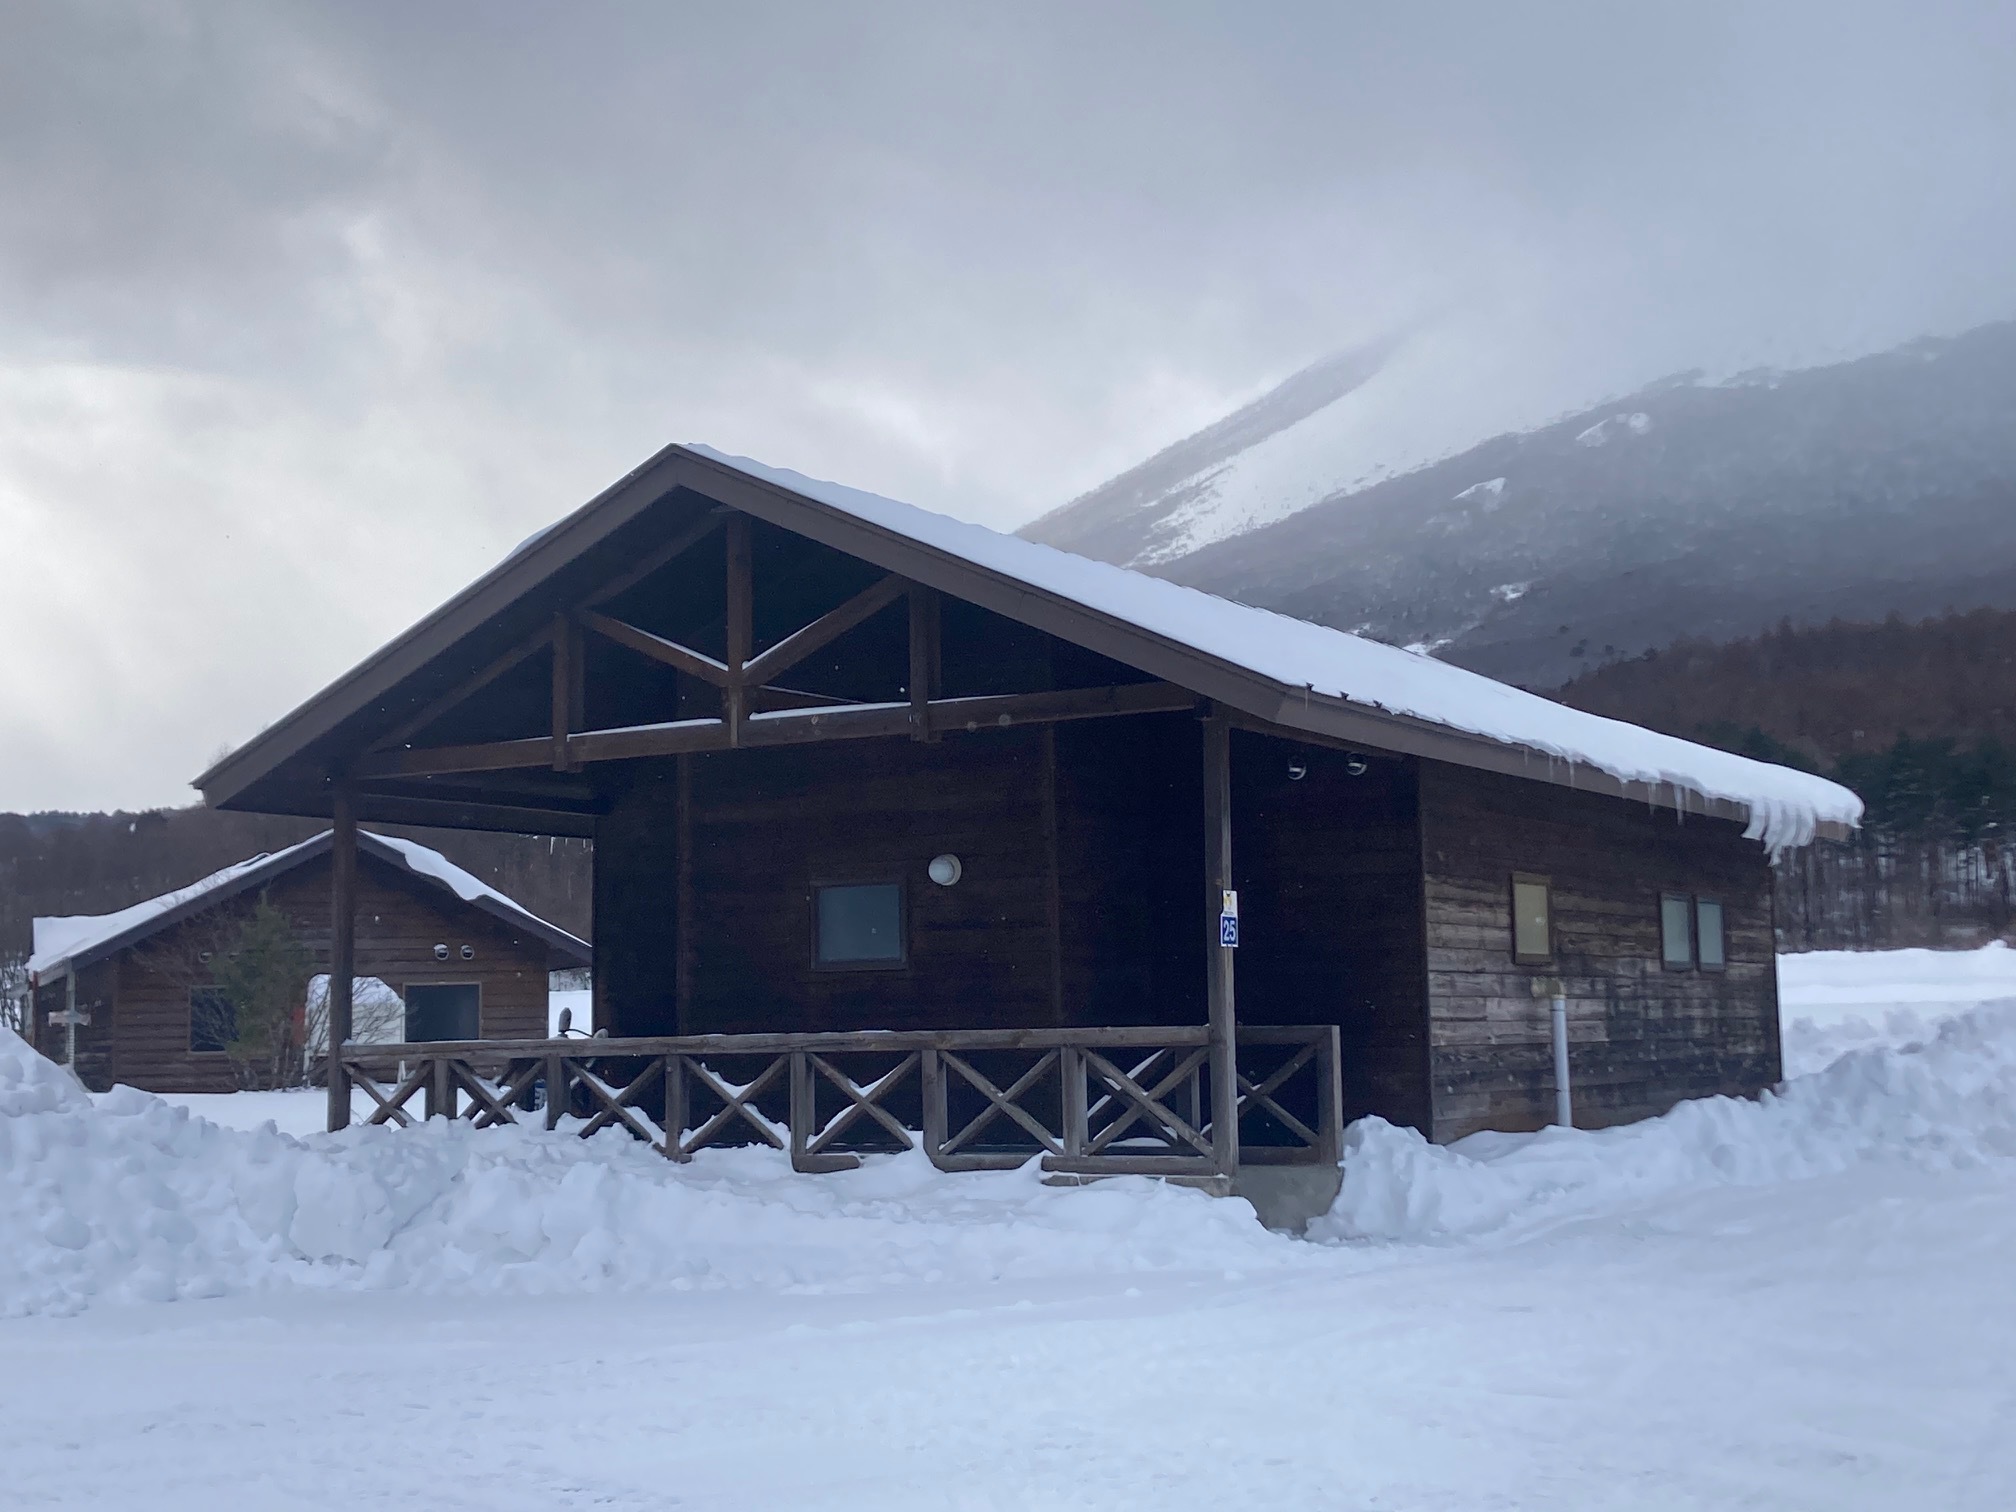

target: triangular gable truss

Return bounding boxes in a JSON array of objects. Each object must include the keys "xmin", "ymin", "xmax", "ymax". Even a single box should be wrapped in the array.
[{"xmin": 355, "ymin": 507, "xmax": 1196, "ymax": 792}]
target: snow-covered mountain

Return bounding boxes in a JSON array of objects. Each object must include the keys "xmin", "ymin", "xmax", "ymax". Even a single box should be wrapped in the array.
[
  {"xmin": 1028, "ymin": 322, "xmax": 2016, "ymax": 688},
  {"xmin": 1020, "ymin": 337, "xmax": 1397, "ymax": 565}
]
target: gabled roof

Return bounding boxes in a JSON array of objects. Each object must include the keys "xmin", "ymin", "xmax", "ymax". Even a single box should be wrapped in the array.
[
  {"xmin": 196, "ymin": 443, "xmax": 1860, "ymax": 852},
  {"xmin": 27, "ymin": 831, "xmax": 591, "ymax": 984}
]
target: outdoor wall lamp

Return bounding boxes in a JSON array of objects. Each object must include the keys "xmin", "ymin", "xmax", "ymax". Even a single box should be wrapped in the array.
[{"xmin": 928, "ymin": 854, "xmax": 963, "ymax": 886}]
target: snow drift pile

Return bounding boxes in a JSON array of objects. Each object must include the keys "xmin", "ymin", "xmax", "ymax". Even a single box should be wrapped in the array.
[
  {"xmin": 1315, "ymin": 995, "xmax": 2016, "ymax": 1244},
  {"xmin": 0, "ymin": 1028, "xmax": 1295, "ymax": 1318},
  {"xmin": 10, "ymin": 979, "xmax": 2016, "ymax": 1316},
  {"xmin": 1778, "ymin": 942, "xmax": 2016, "ymax": 1076}
]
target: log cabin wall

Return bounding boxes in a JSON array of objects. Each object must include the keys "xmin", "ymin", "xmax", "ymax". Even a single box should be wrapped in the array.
[
  {"xmin": 1052, "ymin": 713, "xmax": 1204, "ymax": 1030},
  {"xmin": 1418, "ymin": 760, "xmax": 1780, "ymax": 1141},
  {"xmin": 1230, "ymin": 734, "xmax": 1432, "ymax": 1130},
  {"xmin": 597, "ymin": 727, "xmax": 1062, "ymax": 1036},
  {"xmin": 61, "ymin": 852, "xmax": 556, "ymax": 1094}
]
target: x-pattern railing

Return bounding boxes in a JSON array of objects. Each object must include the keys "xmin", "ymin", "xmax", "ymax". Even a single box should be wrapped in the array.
[{"xmin": 337, "ymin": 1023, "xmax": 1341, "ymax": 1178}]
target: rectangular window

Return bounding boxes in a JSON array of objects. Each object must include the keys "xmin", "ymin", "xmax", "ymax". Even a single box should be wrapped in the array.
[
  {"xmin": 189, "ymin": 987, "xmax": 236, "ymax": 1054},
  {"xmin": 1511, "ymin": 874, "xmax": 1552, "ymax": 964},
  {"xmin": 1696, "ymin": 898, "xmax": 1726, "ymax": 970},
  {"xmin": 815, "ymin": 882, "xmax": 906, "ymax": 967},
  {"xmin": 1661, "ymin": 894, "xmax": 1695, "ymax": 969},
  {"xmin": 404, "ymin": 983, "xmax": 481, "ymax": 1042}
]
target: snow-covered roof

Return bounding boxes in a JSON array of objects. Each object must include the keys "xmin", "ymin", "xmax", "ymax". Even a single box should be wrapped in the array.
[
  {"xmin": 690, "ymin": 446, "xmax": 1862, "ymax": 852},
  {"xmin": 27, "ymin": 831, "xmax": 589, "ymax": 983}
]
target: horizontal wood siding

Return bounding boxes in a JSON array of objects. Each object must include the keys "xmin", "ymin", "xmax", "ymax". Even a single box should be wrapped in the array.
[
  {"xmin": 599, "ymin": 728, "xmax": 1060, "ymax": 1036},
  {"xmin": 1419, "ymin": 760, "xmax": 1780, "ymax": 1141},
  {"xmin": 102, "ymin": 851, "xmax": 553, "ymax": 1094},
  {"xmin": 1053, "ymin": 713, "xmax": 1203, "ymax": 1029},
  {"xmin": 1230, "ymin": 736, "xmax": 1431, "ymax": 1130}
]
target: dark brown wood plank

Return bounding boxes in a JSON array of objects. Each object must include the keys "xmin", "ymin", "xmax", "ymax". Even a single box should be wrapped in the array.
[{"xmin": 742, "ymin": 574, "xmax": 907, "ymax": 689}]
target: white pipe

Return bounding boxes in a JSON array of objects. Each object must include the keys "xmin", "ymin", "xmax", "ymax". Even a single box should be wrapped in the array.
[
  {"xmin": 65, "ymin": 970, "xmax": 77, "ymax": 1070},
  {"xmin": 1551, "ymin": 993, "xmax": 1572, "ymax": 1128}
]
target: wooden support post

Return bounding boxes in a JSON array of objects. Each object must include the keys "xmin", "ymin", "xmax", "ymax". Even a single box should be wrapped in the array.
[
  {"xmin": 550, "ymin": 612, "xmax": 580, "ymax": 771},
  {"xmin": 326, "ymin": 784, "xmax": 358, "ymax": 1133},
  {"xmin": 63, "ymin": 970, "xmax": 77, "ymax": 1069},
  {"xmin": 675, "ymin": 753, "xmax": 694, "ymax": 1032},
  {"xmin": 907, "ymin": 585, "xmax": 940, "ymax": 741},
  {"xmin": 788, "ymin": 1048, "xmax": 814, "ymax": 1171},
  {"xmin": 724, "ymin": 513, "xmax": 752, "ymax": 746},
  {"xmin": 920, "ymin": 1047, "xmax": 947, "ymax": 1168},
  {"xmin": 663, "ymin": 1055, "xmax": 689, "ymax": 1161},
  {"xmin": 429, "ymin": 1057, "xmax": 454, "ymax": 1120},
  {"xmin": 1060, "ymin": 1044, "xmax": 1087, "ymax": 1158},
  {"xmin": 544, "ymin": 1054, "xmax": 566, "ymax": 1130},
  {"xmin": 1202, "ymin": 709, "xmax": 1240, "ymax": 1176}
]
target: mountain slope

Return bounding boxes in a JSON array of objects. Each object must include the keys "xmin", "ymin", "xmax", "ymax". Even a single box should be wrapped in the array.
[
  {"xmin": 1021, "ymin": 337, "xmax": 1396, "ymax": 565},
  {"xmin": 1042, "ymin": 322, "xmax": 2016, "ymax": 688}
]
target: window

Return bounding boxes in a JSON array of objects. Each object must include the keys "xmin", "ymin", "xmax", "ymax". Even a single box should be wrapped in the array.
[
  {"xmin": 815, "ymin": 882, "xmax": 906, "ymax": 967},
  {"xmin": 1696, "ymin": 898, "xmax": 1726, "ymax": 971},
  {"xmin": 189, "ymin": 987, "xmax": 236, "ymax": 1054},
  {"xmin": 404, "ymin": 983, "xmax": 481, "ymax": 1042},
  {"xmin": 1511, "ymin": 874, "xmax": 1552, "ymax": 964},
  {"xmin": 1661, "ymin": 894, "xmax": 1695, "ymax": 969}
]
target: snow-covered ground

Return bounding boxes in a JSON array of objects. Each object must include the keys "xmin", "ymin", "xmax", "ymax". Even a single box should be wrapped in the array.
[{"xmin": 8, "ymin": 948, "xmax": 2015, "ymax": 1509}]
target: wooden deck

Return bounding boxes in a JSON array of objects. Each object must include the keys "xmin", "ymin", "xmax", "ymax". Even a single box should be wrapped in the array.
[{"xmin": 337, "ymin": 1023, "xmax": 1342, "ymax": 1181}]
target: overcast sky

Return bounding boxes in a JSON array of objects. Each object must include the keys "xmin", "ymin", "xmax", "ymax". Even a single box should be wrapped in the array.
[{"xmin": 6, "ymin": 1, "xmax": 2016, "ymax": 812}]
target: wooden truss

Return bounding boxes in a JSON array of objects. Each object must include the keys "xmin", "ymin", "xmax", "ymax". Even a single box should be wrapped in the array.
[{"xmin": 358, "ymin": 507, "xmax": 1194, "ymax": 783}]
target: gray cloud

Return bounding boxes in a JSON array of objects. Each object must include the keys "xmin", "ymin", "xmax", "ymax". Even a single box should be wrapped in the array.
[{"xmin": 4, "ymin": 1, "xmax": 2015, "ymax": 809}]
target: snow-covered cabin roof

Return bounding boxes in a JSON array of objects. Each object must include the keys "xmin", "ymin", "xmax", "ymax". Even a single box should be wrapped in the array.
[
  {"xmin": 195, "ymin": 442, "xmax": 1860, "ymax": 853},
  {"xmin": 688, "ymin": 448, "xmax": 1860, "ymax": 851},
  {"xmin": 27, "ymin": 831, "xmax": 590, "ymax": 984}
]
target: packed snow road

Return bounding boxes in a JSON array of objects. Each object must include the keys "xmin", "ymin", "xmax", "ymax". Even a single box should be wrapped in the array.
[
  {"xmin": 9, "ymin": 1161, "xmax": 2015, "ymax": 1511},
  {"xmin": 4, "ymin": 952, "xmax": 2015, "ymax": 1510}
]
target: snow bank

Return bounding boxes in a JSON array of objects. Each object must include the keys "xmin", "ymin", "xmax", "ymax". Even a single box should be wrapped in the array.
[
  {"xmin": 691, "ymin": 446, "xmax": 1859, "ymax": 852},
  {"xmin": 1779, "ymin": 943, "xmax": 2016, "ymax": 1076},
  {"xmin": 1313, "ymin": 996, "xmax": 2016, "ymax": 1244},
  {"xmin": 0, "ymin": 1029, "xmax": 1296, "ymax": 1318}
]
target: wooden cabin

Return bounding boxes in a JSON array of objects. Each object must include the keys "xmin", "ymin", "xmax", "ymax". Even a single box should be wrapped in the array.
[
  {"xmin": 189, "ymin": 445, "xmax": 1860, "ymax": 1207},
  {"xmin": 26, "ymin": 830, "xmax": 589, "ymax": 1093}
]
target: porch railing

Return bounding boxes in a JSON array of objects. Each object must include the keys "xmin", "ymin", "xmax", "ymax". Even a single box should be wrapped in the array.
[{"xmin": 336, "ymin": 1023, "xmax": 1342, "ymax": 1179}]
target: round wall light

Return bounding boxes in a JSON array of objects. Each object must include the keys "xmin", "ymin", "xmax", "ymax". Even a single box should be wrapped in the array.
[
  {"xmin": 433, "ymin": 943, "xmax": 450, "ymax": 960},
  {"xmin": 927, "ymin": 854, "xmax": 963, "ymax": 887},
  {"xmin": 459, "ymin": 944, "xmax": 475, "ymax": 961},
  {"xmin": 1344, "ymin": 754, "xmax": 1370, "ymax": 777},
  {"xmin": 1286, "ymin": 761, "xmax": 1308, "ymax": 781}
]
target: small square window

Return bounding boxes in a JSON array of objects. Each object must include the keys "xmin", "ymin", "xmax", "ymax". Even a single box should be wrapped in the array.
[
  {"xmin": 1661, "ymin": 894, "xmax": 1695, "ymax": 969},
  {"xmin": 1696, "ymin": 899, "xmax": 1726, "ymax": 970},
  {"xmin": 1511, "ymin": 874, "xmax": 1552, "ymax": 964},
  {"xmin": 189, "ymin": 987, "xmax": 236, "ymax": 1054},
  {"xmin": 405, "ymin": 983, "xmax": 480, "ymax": 1042},
  {"xmin": 815, "ymin": 882, "xmax": 906, "ymax": 967}
]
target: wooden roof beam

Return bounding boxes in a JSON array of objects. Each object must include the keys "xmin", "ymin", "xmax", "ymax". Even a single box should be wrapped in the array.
[
  {"xmin": 358, "ymin": 680, "xmax": 1195, "ymax": 778},
  {"xmin": 742, "ymin": 574, "xmax": 908, "ymax": 688},
  {"xmin": 579, "ymin": 610, "xmax": 733, "ymax": 686}
]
